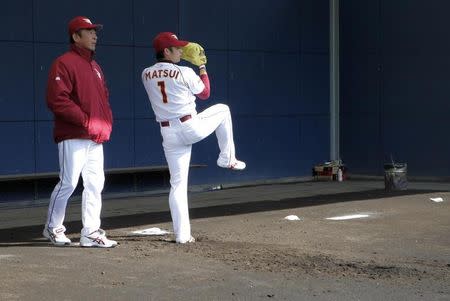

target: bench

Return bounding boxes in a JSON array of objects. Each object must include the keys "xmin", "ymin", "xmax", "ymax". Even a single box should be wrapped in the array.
[
  {"xmin": 0, "ymin": 164, "xmax": 207, "ymax": 182},
  {"xmin": 0, "ymin": 164, "xmax": 207, "ymax": 203}
]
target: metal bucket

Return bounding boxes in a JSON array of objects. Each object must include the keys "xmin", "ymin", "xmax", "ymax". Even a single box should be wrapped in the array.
[{"xmin": 384, "ymin": 163, "xmax": 407, "ymax": 191}]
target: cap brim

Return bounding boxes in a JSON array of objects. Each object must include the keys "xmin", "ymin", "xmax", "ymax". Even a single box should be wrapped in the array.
[
  {"xmin": 80, "ymin": 24, "xmax": 103, "ymax": 31},
  {"xmin": 173, "ymin": 40, "xmax": 189, "ymax": 47},
  {"xmin": 91, "ymin": 24, "xmax": 103, "ymax": 30}
]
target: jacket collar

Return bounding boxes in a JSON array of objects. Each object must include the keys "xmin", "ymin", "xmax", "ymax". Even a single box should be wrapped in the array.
[{"xmin": 70, "ymin": 44, "xmax": 94, "ymax": 61}]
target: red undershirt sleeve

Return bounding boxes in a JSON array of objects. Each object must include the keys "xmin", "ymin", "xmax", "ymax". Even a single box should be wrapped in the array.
[{"xmin": 196, "ymin": 73, "xmax": 210, "ymax": 100}]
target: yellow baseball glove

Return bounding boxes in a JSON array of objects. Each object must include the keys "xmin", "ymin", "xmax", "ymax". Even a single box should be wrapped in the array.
[{"xmin": 181, "ymin": 42, "xmax": 207, "ymax": 66}]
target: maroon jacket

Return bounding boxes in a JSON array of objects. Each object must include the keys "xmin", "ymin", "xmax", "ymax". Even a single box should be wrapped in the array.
[{"xmin": 47, "ymin": 44, "xmax": 113, "ymax": 144}]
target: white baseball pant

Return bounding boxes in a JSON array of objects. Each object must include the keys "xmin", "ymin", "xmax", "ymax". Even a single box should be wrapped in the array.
[
  {"xmin": 161, "ymin": 103, "xmax": 237, "ymax": 243},
  {"xmin": 45, "ymin": 139, "xmax": 105, "ymax": 236}
]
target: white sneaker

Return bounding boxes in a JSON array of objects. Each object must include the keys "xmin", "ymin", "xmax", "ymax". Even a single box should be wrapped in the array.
[
  {"xmin": 218, "ymin": 159, "xmax": 246, "ymax": 171},
  {"xmin": 80, "ymin": 229, "xmax": 118, "ymax": 248},
  {"xmin": 43, "ymin": 227, "xmax": 71, "ymax": 246},
  {"xmin": 176, "ymin": 236, "xmax": 195, "ymax": 244}
]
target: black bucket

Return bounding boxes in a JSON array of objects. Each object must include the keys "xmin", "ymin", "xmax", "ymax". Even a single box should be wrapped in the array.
[{"xmin": 384, "ymin": 163, "xmax": 407, "ymax": 191}]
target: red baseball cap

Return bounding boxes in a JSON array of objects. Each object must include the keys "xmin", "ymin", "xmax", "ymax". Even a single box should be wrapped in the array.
[
  {"xmin": 152, "ymin": 32, "xmax": 189, "ymax": 52},
  {"xmin": 68, "ymin": 16, "xmax": 103, "ymax": 36}
]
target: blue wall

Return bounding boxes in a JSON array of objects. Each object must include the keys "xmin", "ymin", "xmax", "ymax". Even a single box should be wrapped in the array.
[
  {"xmin": 341, "ymin": 0, "xmax": 450, "ymax": 177},
  {"xmin": 0, "ymin": 0, "xmax": 330, "ymax": 186}
]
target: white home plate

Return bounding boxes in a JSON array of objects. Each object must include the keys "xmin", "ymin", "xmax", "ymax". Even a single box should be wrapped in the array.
[
  {"xmin": 284, "ymin": 215, "xmax": 302, "ymax": 221},
  {"xmin": 131, "ymin": 227, "xmax": 171, "ymax": 236},
  {"xmin": 326, "ymin": 214, "xmax": 370, "ymax": 221}
]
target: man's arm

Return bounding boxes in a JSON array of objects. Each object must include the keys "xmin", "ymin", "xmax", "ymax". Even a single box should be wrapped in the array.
[
  {"xmin": 46, "ymin": 61, "xmax": 88, "ymax": 127},
  {"xmin": 195, "ymin": 65, "xmax": 210, "ymax": 100}
]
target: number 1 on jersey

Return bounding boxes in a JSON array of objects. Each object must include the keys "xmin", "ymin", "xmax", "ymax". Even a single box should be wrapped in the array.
[{"xmin": 157, "ymin": 81, "xmax": 168, "ymax": 103}]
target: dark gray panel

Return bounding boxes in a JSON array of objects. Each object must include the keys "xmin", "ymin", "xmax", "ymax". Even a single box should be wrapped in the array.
[
  {"xmin": 378, "ymin": 1, "xmax": 450, "ymax": 177},
  {"xmin": 341, "ymin": 53, "xmax": 380, "ymax": 114},
  {"xmin": 229, "ymin": 0, "xmax": 300, "ymax": 52},
  {"xmin": 381, "ymin": 1, "xmax": 450, "ymax": 55},
  {"xmin": 0, "ymin": 122, "xmax": 35, "ymax": 175},
  {"xmin": 95, "ymin": 45, "xmax": 134, "ymax": 119},
  {"xmin": 134, "ymin": 0, "xmax": 179, "ymax": 47},
  {"xmin": 34, "ymin": 0, "xmax": 133, "ymax": 44},
  {"xmin": 382, "ymin": 111, "xmax": 450, "ymax": 176},
  {"xmin": 90, "ymin": 1, "xmax": 133, "ymax": 45},
  {"xmin": 190, "ymin": 116, "xmax": 309, "ymax": 184},
  {"xmin": 35, "ymin": 121, "xmax": 58, "ymax": 173},
  {"xmin": 33, "ymin": 3, "xmax": 78, "ymax": 43},
  {"xmin": 0, "ymin": 42, "xmax": 34, "ymax": 121},
  {"xmin": 341, "ymin": 113, "xmax": 381, "ymax": 175},
  {"xmin": 340, "ymin": 0, "xmax": 380, "ymax": 53},
  {"xmin": 300, "ymin": 53, "xmax": 329, "ymax": 114},
  {"xmin": 34, "ymin": 43, "xmax": 70, "ymax": 120},
  {"xmin": 382, "ymin": 54, "xmax": 450, "ymax": 115},
  {"xmin": 300, "ymin": 116, "xmax": 330, "ymax": 164},
  {"xmin": 195, "ymin": 51, "xmax": 228, "ymax": 112},
  {"xmin": 104, "ymin": 119, "xmax": 134, "ymax": 169},
  {"xmin": 180, "ymin": 0, "xmax": 228, "ymax": 49},
  {"xmin": 229, "ymin": 51, "xmax": 301, "ymax": 115},
  {"xmin": 134, "ymin": 47, "xmax": 156, "ymax": 119},
  {"xmin": 301, "ymin": 0, "xmax": 329, "ymax": 53},
  {"xmin": 0, "ymin": 2, "xmax": 33, "ymax": 41},
  {"xmin": 134, "ymin": 119, "xmax": 166, "ymax": 167}
]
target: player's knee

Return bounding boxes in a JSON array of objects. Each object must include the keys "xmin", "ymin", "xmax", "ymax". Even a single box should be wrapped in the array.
[
  {"xmin": 84, "ymin": 174, "xmax": 105, "ymax": 191},
  {"xmin": 60, "ymin": 180, "xmax": 78, "ymax": 193},
  {"xmin": 216, "ymin": 103, "xmax": 230, "ymax": 113},
  {"xmin": 170, "ymin": 177, "xmax": 184, "ymax": 187}
]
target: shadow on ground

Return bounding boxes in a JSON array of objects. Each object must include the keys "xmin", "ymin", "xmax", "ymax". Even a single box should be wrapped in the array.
[{"xmin": 0, "ymin": 188, "xmax": 443, "ymax": 245}]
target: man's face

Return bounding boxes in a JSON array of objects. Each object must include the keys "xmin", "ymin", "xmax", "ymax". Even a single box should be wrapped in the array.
[
  {"xmin": 73, "ymin": 29, "xmax": 98, "ymax": 51},
  {"xmin": 165, "ymin": 47, "xmax": 182, "ymax": 63}
]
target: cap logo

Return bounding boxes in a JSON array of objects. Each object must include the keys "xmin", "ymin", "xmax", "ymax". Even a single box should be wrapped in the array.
[
  {"xmin": 171, "ymin": 34, "xmax": 178, "ymax": 40},
  {"xmin": 83, "ymin": 18, "xmax": 92, "ymax": 24}
]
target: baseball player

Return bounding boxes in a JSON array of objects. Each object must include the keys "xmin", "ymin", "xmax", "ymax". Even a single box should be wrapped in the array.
[
  {"xmin": 43, "ymin": 16, "xmax": 117, "ymax": 248},
  {"xmin": 141, "ymin": 32, "xmax": 246, "ymax": 244}
]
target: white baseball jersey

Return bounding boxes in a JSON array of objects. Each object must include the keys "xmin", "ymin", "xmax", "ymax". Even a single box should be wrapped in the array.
[{"xmin": 141, "ymin": 62, "xmax": 205, "ymax": 121}]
